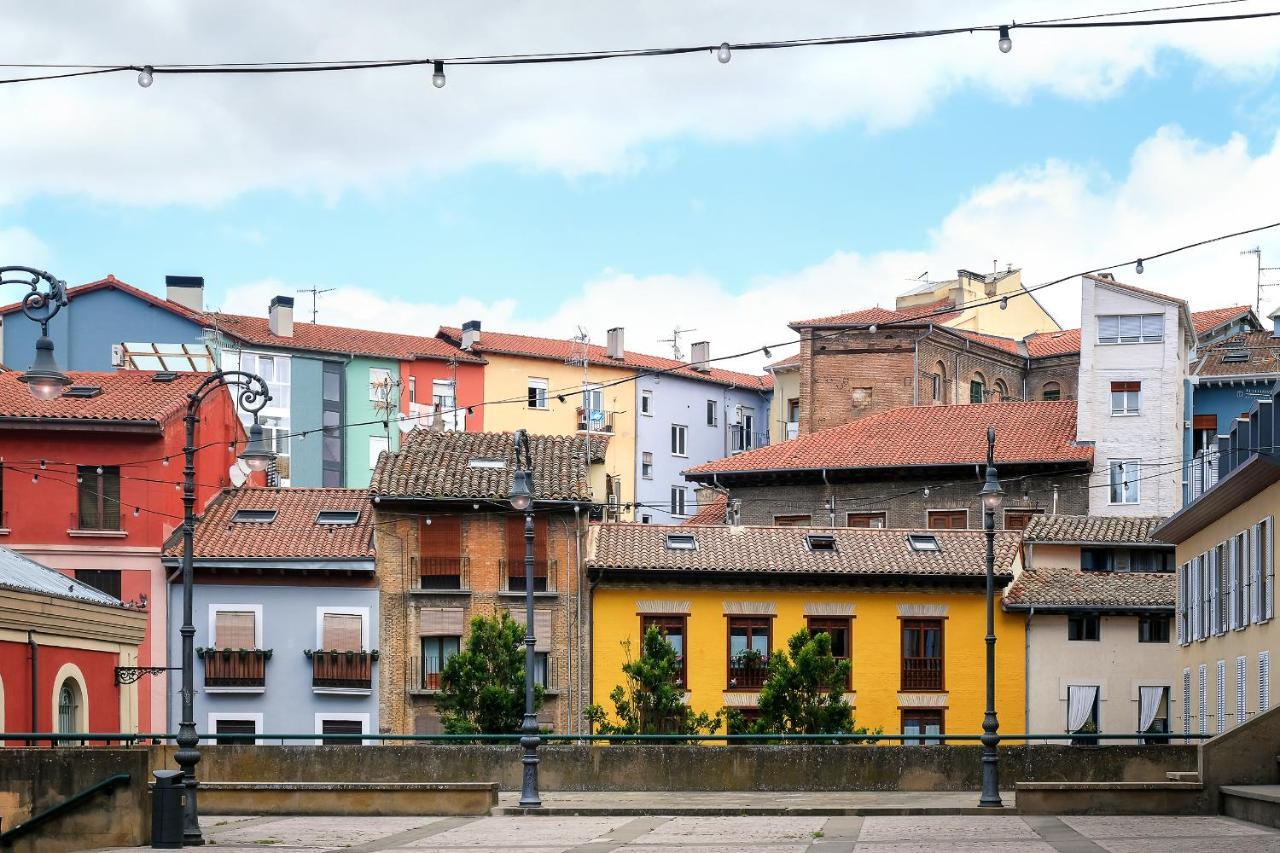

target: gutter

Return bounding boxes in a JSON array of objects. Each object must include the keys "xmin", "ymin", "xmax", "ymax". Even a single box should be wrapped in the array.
[{"xmin": 686, "ymin": 459, "xmax": 1091, "ymax": 482}]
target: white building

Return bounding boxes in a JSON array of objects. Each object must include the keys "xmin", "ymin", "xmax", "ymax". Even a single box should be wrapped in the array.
[{"xmin": 1075, "ymin": 274, "xmax": 1193, "ymax": 517}]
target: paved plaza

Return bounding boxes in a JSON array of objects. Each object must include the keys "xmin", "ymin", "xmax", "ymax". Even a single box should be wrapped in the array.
[{"xmin": 85, "ymin": 812, "xmax": 1280, "ymax": 852}]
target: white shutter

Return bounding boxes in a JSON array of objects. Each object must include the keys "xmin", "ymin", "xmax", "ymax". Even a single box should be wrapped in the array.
[
  {"xmin": 1252, "ymin": 523, "xmax": 1264, "ymax": 623},
  {"xmin": 1228, "ymin": 539, "xmax": 1239, "ymax": 631},
  {"xmin": 1209, "ymin": 548, "xmax": 1221, "ymax": 637},
  {"xmin": 1191, "ymin": 556, "xmax": 1202, "ymax": 641},
  {"xmin": 1264, "ymin": 517, "xmax": 1275, "ymax": 621},
  {"xmin": 1217, "ymin": 660, "xmax": 1227, "ymax": 733},
  {"xmin": 1177, "ymin": 563, "xmax": 1188, "ymax": 645},
  {"xmin": 1182, "ymin": 668, "xmax": 1192, "ymax": 744},
  {"xmin": 1261, "ymin": 651, "xmax": 1271, "ymax": 712},
  {"xmin": 1238, "ymin": 656, "xmax": 1248, "ymax": 727},
  {"xmin": 1198, "ymin": 664, "xmax": 1208, "ymax": 734}
]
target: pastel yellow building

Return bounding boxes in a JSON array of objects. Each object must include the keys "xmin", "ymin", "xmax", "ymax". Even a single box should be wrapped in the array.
[
  {"xmin": 896, "ymin": 268, "xmax": 1060, "ymax": 338},
  {"xmin": 764, "ymin": 356, "xmax": 800, "ymax": 446},
  {"xmin": 587, "ymin": 523, "xmax": 1026, "ymax": 738}
]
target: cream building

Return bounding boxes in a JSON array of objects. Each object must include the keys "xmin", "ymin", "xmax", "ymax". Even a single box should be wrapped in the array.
[
  {"xmin": 765, "ymin": 355, "xmax": 800, "ymax": 446},
  {"xmin": 1005, "ymin": 515, "xmax": 1177, "ymax": 742},
  {"xmin": 896, "ymin": 268, "xmax": 1060, "ymax": 337}
]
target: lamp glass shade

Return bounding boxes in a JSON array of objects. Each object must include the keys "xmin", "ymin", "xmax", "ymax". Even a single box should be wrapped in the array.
[
  {"xmin": 510, "ymin": 470, "xmax": 533, "ymax": 511},
  {"xmin": 238, "ymin": 422, "xmax": 276, "ymax": 472},
  {"xmin": 18, "ymin": 336, "xmax": 71, "ymax": 400}
]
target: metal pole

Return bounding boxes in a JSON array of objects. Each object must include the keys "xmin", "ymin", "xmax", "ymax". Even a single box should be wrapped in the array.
[
  {"xmin": 519, "ymin": 508, "xmax": 542, "ymax": 807},
  {"xmin": 175, "ymin": 402, "xmax": 204, "ymax": 845},
  {"xmin": 979, "ymin": 426, "xmax": 1002, "ymax": 808}
]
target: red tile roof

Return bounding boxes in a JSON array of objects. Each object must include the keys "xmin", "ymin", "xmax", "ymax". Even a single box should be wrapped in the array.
[
  {"xmin": 1025, "ymin": 328, "xmax": 1082, "ymax": 358},
  {"xmin": 1194, "ymin": 330, "xmax": 1280, "ymax": 378},
  {"xmin": 211, "ymin": 313, "xmax": 484, "ymax": 364},
  {"xmin": 1004, "ymin": 566, "xmax": 1174, "ymax": 610},
  {"xmin": 437, "ymin": 327, "xmax": 771, "ymax": 390},
  {"xmin": 791, "ymin": 298, "xmax": 960, "ymax": 329},
  {"xmin": 684, "ymin": 492, "xmax": 729, "ymax": 525},
  {"xmin": 685, "ymin": 401, "xmax": 1091, "ymax": 477},
  {"xmin": 0, "ymin": 370, "xmax": 216, "ymax": 427},
  {"xmin": 165, "ymin": 488, "xmax": 373, "ymax": 559},
  {"xmin": 765, "ymin": 353, "xmax": 801, "ymax": 371},
  {"xmin": 1193, "ymin": 305, "xmax": 1254, "ymax": 336},
  {"xmin": 953, "ymin": 329, "xmax": 1023, "ymax": 355}
]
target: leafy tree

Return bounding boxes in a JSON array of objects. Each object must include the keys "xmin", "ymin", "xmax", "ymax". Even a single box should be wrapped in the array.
[
  {"xmin": 585, "ymin": 626, "xmax": 722, "ymax": 735},
  {"xmin": 737, "ymin": 628, "xmax": 875, "ymax": 737},
  {"xmin": 437, "ymin": 612, "xmax": 543, "ymax": 734}
]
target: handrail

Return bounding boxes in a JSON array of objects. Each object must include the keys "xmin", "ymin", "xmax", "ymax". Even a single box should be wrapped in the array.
[
  {"xmin": 0, "ymin": 772, "xmax": 130, "ymax": 847},
  {"xmin": 0, "ymin": 731, "xmax": 1212, "ymax": 743}
]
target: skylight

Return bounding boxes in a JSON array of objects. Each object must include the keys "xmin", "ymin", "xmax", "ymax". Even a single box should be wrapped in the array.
[
  {"xmin": 1222, "ymin": 350, "xmax": 1250, "ymax": 363},
  {"xmin": 315, "ymin": 510, "xmax": 361, "ymax": 526},
  {"xmin": 907, "ymin": 534, "xmax": 941, "ymax": 552},
  {"xmin": 231, "ymin": 509, "xmax": 277, "ymax": 524},
  {"xmin": 805, "ymin": 534, "xmax": 837, "ymax": 552},
  {"xmin": 665, "ymin": 534, "xmax": 697, "ymax": 551},
  {"xmin": 468, "ymin": 458, "xmax": 507, "ymax": 469},
  {"xmin": 63, "ymin": 386, "xmax": 103, "ymax": 398}
]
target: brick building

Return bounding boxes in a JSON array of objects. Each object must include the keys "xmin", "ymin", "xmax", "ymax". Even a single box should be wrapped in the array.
[
  {"xmin": 685, "ymin": 401, "xmax": 1093, "ymax": 530},
  {"xmin": 370, "ymin": 429, "xmax": 600, "ymax": 735}
]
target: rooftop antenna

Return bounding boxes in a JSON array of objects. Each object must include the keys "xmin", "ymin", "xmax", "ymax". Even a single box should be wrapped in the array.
[
  {"xmin": 659, "ymin": 327, "xmax": 695, "ymax": 361},
  {"xmin": 297, "ymin": 286, "xmax": 335, "ymax": 323},
  {"xmin": 1241, "ymin": 248, "xmax": 1280, "ymax": 314}
]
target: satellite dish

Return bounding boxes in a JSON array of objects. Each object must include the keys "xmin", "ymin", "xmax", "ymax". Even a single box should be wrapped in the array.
[
  {"xmin": 397, "ymin": 413, "xmax": 416, "ymax": 434},
  {"xmin": 229, "ymin": 464, "xmax": 247, "ymax": 487},
  {"xmin": 235, "ymin": 458, "xmax": 252, "ymax": 475}
]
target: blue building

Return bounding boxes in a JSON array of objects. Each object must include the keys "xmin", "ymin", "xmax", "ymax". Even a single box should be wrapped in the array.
[{"xmin": 164, "ymin": 487, "xmax": 379, "ymax": 742}]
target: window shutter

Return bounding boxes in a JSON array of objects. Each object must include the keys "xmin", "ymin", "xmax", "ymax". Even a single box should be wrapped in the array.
[
  {"xmin": 77, "ymin": 467, "xmax": 100, "ymax": 530},
  {"xmin": 214, "ymin": 611, "xmax": 256, "ymax": 648},
  {"xmin": 322, "ymin": 613, "xmax": 363, "ymax": 650},
  {"xmin": 419, "ymin": 607, "xmax": 465, "ymax": 636},
  {"xmin": 508, "ymin": 607, "xmax": 552, "ymax": 652},
  {"xmin": 1177, "ymin": 564, "xmax": 1187, "ymax": 645},
  {"xmin": 506, "ymin": 515, "xmax": 526, "ymax": 578},
  {"xmin": 1209, "ymin": 548, "xmax": 1220, "ymax": 637},
  {"xmin": 1118, "ymin": 315, "xmax": 1143, "ymax": 340},
  {"xmin": 1264, "ymin": 517, "xmax": 1275, "ymax": 620},
  {"xmin": 1198, "ymin": 664, "xmax": 1208, "ymax": 735},
  {"xmin": 1252, "ymin": 523, "xmax": 1264, "ymax": 623},
  {"xmin": 101, "ymin": 467, "xmax": 121, "ymax": 528},
  {"xmin": 1261, "ymin": 651, "xmax": 1271, "ymax": 712},
  {"xmin": 1238, "ymin": 656, "xmax": 1248, "ymax": 727},
  {"xmin": 1217, "ymin": 660, "xmax": 1227, "ymax": 733},
  {"xmin": 421, "ymin": 516, "xmax": 463, "ymax": 575},
  {"xmin": 1182, "ymin": 667, "xmax": 1192, "ymax": 743},
  {"xmin": 1110, "ymin": 381, "xmax": 1141, "ymax": 393}
]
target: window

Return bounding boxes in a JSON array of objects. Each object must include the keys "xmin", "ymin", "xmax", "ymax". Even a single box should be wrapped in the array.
[
  {"xmin": 76, "ymin": 465, "xmax": 121, "ymax": 531},
  {"xmin": 773, "ymin": 514, "xmax": 812, "ymax": 527},
  {"xmin": 847, "ymin": 512, "xmax": 886, "ymax": 528},
  {"xmin": 992, "ymin": 379, "xmax": 1009, "ymax": 402},
  {"xmin": 901, "ymin": 619, "xmax": 944, "ymax": 691},
  {"xmin": 369, "ymin": 367, "xmax": 392, "ymax": 404},
  {"xmin": 786, "ymin": 398, "xmax": 801, "ymax": 422},
  {"xmin": 1004, "ymin": 509, "xmax": 1043, "ymax": 532},
  {"xmin": 641, "ymin": 514, "xmax": 652, "ymax": 524},
  {"xmin": 805, "ymin": 534, "xmax": 837, "ymax": 552},
  {"xmin": 74, "ymin": 569, "xmax": 121, "ymax": 600},
  {"xmin": 1082, "ymin": 547, "xmax": 1174, "ymax": 573},
  {"xmin": 321, "ymin": 611, "xmax": 364, "ymax": 651},
  {"xmin": 1110, "ymin": 381, "xmax": 1141, "ymax": 416},
  {"xmin": 407, "ymin": 375, "xmax": 417, "ymax": 404},
  {"xmin": 419, "ymin": 516, "xmax": 463, "ymax": 588},
  {"xmin": 320, "ymin": 718, "xmax": 364, "ymax": 746},
  {"xmin": 665, "ymin": 534, "xmax": 696, "ymax": 550},
  {"xmin": 468, "ymin": 458, "xmax": 506, "ymax": 469},
  {"xmin": 432, "ymin": 379, "xmax": 455, "ymax": 411},
  {"xmin": 1139, "ymin": 686, "xmax": 1170, "ymax": 744},
  {"xmin": 706, "ymin": 400, "xmax": 718, "ymax": 426},
  {"xmin": 641, "ymin": 390, "xmax": 652, "ymax": 416},
  {"xmin": 970, "ymin": 373, "xmax": 986, "ymax": 404},
  {"xmin": 231, "ymin": 509, "xmax": 277, "ymax": 524},
  {"xmin": 316, "ymin": 510, "xmax": 361, "ymax": 526},
  {"xmin": 641, "ymin": 452, "xmax": 653, "ymax": 479},
  {"xmin": 901, "ymin": 709, "xmax": 944, "ymax": 746},
  {"xmin": 670, "ymin": 486, "xmax": 688, "ymax": 517},
  {"xmin": 1041, "ymin": 381, "xmax": 1062, "ymax": 401},
  {"xmin": 213, "ymin": 608, "xmax": 259, "ymax": 649},
  {"xmin": 213, "ymin": 718, "xmax": 257, "ymax": 746},
  {"xmin": 927, "ymin": 509, "xmax": 967, "ymax": 530},
  {"xmin": 369, "ymin": 435, "xmax": 388, "ymax": 470},
  {"xmin": 1139, "ymin": 616, "xmax": 1170, "ymax": 643},
  {"xmin": 55, "ymin": 680, "xmax": 83, "ymax": 744},
  {"xmin": 321, "ymin": 362, "xmax": 343, "ymax": 488},
  {"xmin": 932, "ymin": 362, "xmax": 947, "ymax": 403},
  {"xmin": 1222, "ymin": 349, "xmax": 1250, "ymax": 363},
  {"xmin": 533, "ymin": 652, "xmax": 549, "ymax": 688},
  {"xmin": 421, "ymin": 635, "xmax": 460, "ymax": 689},
  {"xmin": 1067, "ymin": 685, "xmax": 1100, "ymax": 744},
  {"xmin": 671, "ymin": 424, "xmax": 687, "ymax": 456},
  {"xmin": 527, "ymin": 377, "xmax": 548, "ymax": 409},
  {"xmin": 505, "ymin": 515, "xmax": 549, "ymax": 592},
  {"xmin": 907, "ymin": 534, "xmax": 941, "ymax": 552},
  {"xmin": 642, "ymin": 614, "xmax": 687, "ymax": 687},
  {"xmin": 807, "ymin": 616, "xmax": 851, "ymax": 690},
  {"xmin": 1109, "ymin": 459, "xmax": 1141, "ymax": 504},
  {"xmin": 1068, "ymin": 614, "xmax": 1100, "ymax": 641},
  {"xmin": 1098, "ymin": 313, "xmax": 1163, "ymax": 344},
  {"xmin": 728, "ymin": 617, "xmax": 771, "ymax": 690}
]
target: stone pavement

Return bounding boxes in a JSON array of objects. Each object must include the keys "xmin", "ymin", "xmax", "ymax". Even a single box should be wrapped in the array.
[
  {"xmin": 84, "ymin": 812, "xmax": 1280, "ymax": 852},
  {"xmin": 492, "ymin": 791, "xmax": 1018, "ymax": 815}
]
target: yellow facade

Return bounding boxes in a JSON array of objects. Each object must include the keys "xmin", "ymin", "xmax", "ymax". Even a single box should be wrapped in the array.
[
  {"xmin": 896, "ymin": 270, "xmax": 1060, "ymax": 338},
  {"xmin": 766, "ymin": 366, "xmax": 800, "ymax": 446},
  {"xmin": 477, "ymin": 351, "xmax": 637, "ymax": 517},
  {"xmin": 592, "ymin": 583, "xmax": 1026, "ymax": 737}
]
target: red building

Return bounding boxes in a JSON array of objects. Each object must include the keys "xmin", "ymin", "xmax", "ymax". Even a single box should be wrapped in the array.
[
  {"xmin": 0, "ymin": 545, "xmax": 146, "ymax": 741},
  {"xmin": 0, "ymin": 370, "xmax": 255, "ymax": 733}
]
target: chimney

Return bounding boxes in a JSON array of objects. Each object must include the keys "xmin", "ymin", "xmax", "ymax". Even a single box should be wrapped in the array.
[
  {"xmin": 607, "ymin": 327, "xmax": 624, "ymax": 360},
  {"xmin": 461, "ymin": 320, "xmax": 481, "ymax": 351},
  {"xmin": 165, "ymin": 275, "xmax": 204, "ymax": 312},
  {"xmin": 268, "ymin": 295, "xmax": 294, "ymax": 338},
  {"xmin": 690, "ymin": 341, "xmax": 710, "ymax": 372}
]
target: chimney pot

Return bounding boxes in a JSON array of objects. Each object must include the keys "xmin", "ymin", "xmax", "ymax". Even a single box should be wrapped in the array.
[
  {"xmin": 690, "ymin": 341, "xmax": 710, "ymax": 372},
  {"xmin": 607, "ymin": 327, "xmax": 624, "ymax": 360},
  {"xmin": 461, "ymin": 320, "xmax": 481, "ymax": 351},
  {"xmin": 269, "ymin": 295, "xmax": 294, "ymax": 338},
  {"xmin": 165, "ymin": 275, "xmax": 204, "ymax": 312}
]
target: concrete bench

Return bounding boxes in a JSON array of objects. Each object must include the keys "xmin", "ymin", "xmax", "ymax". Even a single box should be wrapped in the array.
[
  {"xmin": 1016, "ymin": 781, "xmax": 1205, "ymax": 815},
  {"xmin": 196, "ymin": 781, "xmax": 498, "ymax": 816}
]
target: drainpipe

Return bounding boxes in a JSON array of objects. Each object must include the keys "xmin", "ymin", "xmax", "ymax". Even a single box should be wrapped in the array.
[
  {"xmin": 822, "ymin": 469, "xmax": 833, "ymax": 525},
  {"xmin": 913, "ymin": 336, "xmax": 920, "ymax": 406},
  {"xmin": 573, "ymin": 507, "xmax": 587, "ymax": 737},
  {"xmin": 1025, "ymin": 607, "xmax": 1034, "ymax": 740},
  {"xmin": 28, "ymin": 631, "xmax": 38, "ymax": 743}
]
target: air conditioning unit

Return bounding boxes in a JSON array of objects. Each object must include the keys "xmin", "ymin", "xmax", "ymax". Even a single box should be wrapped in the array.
[{"xmin": 111, "ymin": 343, "xmax": 125, "ymax": 368}]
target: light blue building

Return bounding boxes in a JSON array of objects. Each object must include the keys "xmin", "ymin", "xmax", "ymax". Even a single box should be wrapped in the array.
[
  {"xmin": 634, "ymin": 340, "xmax": 772, "ymax": 524},
  {"xmin": 164, "ymin": 487, "xmax": 379, "ymax": 742}
]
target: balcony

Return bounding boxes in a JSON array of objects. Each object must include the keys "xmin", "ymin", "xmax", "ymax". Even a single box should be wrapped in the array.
[
  {"xmin": 308, "ymin": 649, "xmax": 377, "ymax": 691},
  {"xmin": 68, "ymin": 511, "xmax": 126, "ymax": 538},
  {"xmin": 727, "ymin": 654, "xmax": 769, "ymax": 690},
  {"xmin": 577, "ymin": 408, "xmax": 615, "ymax": 434},
  {"xmin": 418, "ymin": 555, "xmax": 469, "ymax": 591},
  {"xmin": 198, "ymin": 648, "xmax": 270, "ymax": 689},
  {"xmin": 785, "ymin": 421, "xmax": 799, "ymax": 440},
  {"xmin": 419, "ymin": 656, "xmax": 447, "ymax": 691},
  {"xmin": 730, "ymin": 425, "xmax": 770, "ymax": 455},
  {"xmin": 408, "ymin": 402, "xmax": 466, "ymax": 432},
  {"xmin": 902, "ymin": 656, "xmax": 944, "ymax": 691},
  {"xmin": 500, "ymin": 558, "xmax": 556, "ymax": 593}
]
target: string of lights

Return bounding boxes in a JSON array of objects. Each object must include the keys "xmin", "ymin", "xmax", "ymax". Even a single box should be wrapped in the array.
[{"xmin": 1, "ymin": 3, "xmax": 1275, "ymax": 86}]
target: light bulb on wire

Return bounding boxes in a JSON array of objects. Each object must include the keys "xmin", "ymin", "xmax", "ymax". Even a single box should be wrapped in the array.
[
  {"xmin": 138, "ymin": 65, "xmax": 154, "ymax": 87},
  {"xmin": 999, "ymin": 297, "xmax": 1008, "ymax": 310},
  {"xmin": 432, "ymin": 61, "xmax": 446, "ymax": 89},
  {"xmin": 717, "ymin": 43, "xmax": 732, "ymax": 63},
  {"xmin": 1135, "ymin": 258, "xmax": 1145, "ymax": 275},
  {"xmin": 997, "ymin": 26, "xmax": 1012, "ymax": 53}
]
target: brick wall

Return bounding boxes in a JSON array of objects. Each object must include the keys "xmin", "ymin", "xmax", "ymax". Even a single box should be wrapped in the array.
[
  {"xmin": 375, "ymin": 505, "xmax": 587, "ymax": 736},
  {"xmin": 1026, "ymin": 355, "xmax": 1080, "ymax": 401},
  {"xmin": 916, "ymin": 338, "xmax": 1025, "ymax": 405}
]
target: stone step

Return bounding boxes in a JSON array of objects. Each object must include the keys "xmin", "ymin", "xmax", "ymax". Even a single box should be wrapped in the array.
[
  {"xmin": 1166, "ymin": 771, "xmax": 1200, "ymax": 782},
  {"xmin": 1221, "ymin": 785, "xmax": 1280, "ymax": 830},
  {"xmin": 196, "ymin": 781, "xmax": 498, "ymax": 816},
  {"xmin": 1015, "ymin": 781, "xmax": 1205, "ymax": 816}
]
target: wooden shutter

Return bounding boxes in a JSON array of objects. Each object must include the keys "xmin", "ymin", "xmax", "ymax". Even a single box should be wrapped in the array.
[
  {"xmin": 1110, "ymin": 381, "xmax": 1140, "ymax": 393},
  {"xmin": 419, "ymin": 607, "xmax": 465, "ymax": 636},
  {"xmin": 322, "ymin": 613, "xmax": 363, "ymax": 650},
  {"xmin": 101, "ymin": 467, "xmax": 121, "ymax": 529},
  {"xmin": 928, "ymin": 510, "xmax": 967, "ymax": 530},
  {"xmin": 508, "ymin": 607, "xmax": 552, "ymax": 651},
  {"xmin": 214, "ymin": 611, "xmax": 256, "ymax": 648},
  {"xmin": 506, "ymin": 514, "xmax": 549, "ymax": 578},
  {"xmin": 420, "ymin": 515, "xmax": 463, "ymax": 575},
  {"xmin": 77, "ymin": 467, "xmax": 99, "ymax": 529}
]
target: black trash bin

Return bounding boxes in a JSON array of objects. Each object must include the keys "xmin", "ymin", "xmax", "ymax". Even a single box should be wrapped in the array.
[{"xmin": 151, "ymin": 770, "xmax": 185, "ymax": 849}]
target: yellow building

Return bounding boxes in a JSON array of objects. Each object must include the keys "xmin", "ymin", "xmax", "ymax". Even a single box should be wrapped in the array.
[
  {"xmin": 896, "ymin": 268, "xmax": 1060, "ymax": 338},
  {"xmin": 764, "ymin": 355, "xmax": 800, "ymax": 446},
  {"xmin": 588, "ymin": 523, "xmax": 1026, "ymax": 738}
]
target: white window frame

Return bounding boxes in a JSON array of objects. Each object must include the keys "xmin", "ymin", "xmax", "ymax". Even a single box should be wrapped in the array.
[
  {"xmin": 706, "ymin": 400, "xmax": 718, "ymax": 427},
  {"xmin": 641, "ymin": 451, "xmax": 653, "ymax": 480},
  {"xmin": 671, "ymin": 486, "xmax": 688, "ymax": 517},
  {"xmin": 369, "ymin": 367, "xmax": 393, "ymax": 404},
  {"xmin": 314, "ymin": 606, "xmax": 370, "ymax": 650},
  {"xmin": 1108, "ymin": 459, "xmax": 1140, "ymax": 505},
  {"xmin": 1110, "ymin": 382, "xmax": 1141, "ymax": 416},
  {"xmin": 206, "ymin": 712, "xmax": 263, "ymax": 746},
  {"xmin": 313, "ymin": 712, "xmax": 373, "ymax": 746},
  {"xmin": 1097, "ymin": 313, "xmax": 1164, "ymax": 345},
  {"xmin": 640, "ymin": 390, "xmax": 653, "ymax": 416},
  {"xmin": 671, "ymin": 424, "xmax": 688, "ymax": 457},
  {"xmin": 527, "ymin": 377, "xmax": 548, "ymax": 410},
  {"xmin": 369, "ymin": 434, "xmax": 389, "ymax": 470}
]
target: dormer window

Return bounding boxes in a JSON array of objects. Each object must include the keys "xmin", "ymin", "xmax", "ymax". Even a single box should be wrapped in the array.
[
  {"xmin": 1222, "ymin": 350, "xmax": 1249, "ymax": 363},
  {"xmin": 467, "ymin": 458, "xmax": 506, "ymax": 469},
  {"xmin": 231, "ymin": 509, "xmax": 277, "ymax": 524},
  {"xmin": 907, "ymin": 534, "xmax": 941, "ymax": 552},
  {"xmin": 665, "ymin": 534, "xmax": 696, "ymax": 551},
  {"xmin": 805, "ymin": 534, "xmax": 837, "ymax": 552},
  {"xmin": 315, "ymin": 510, "xmax": 361, "ymax": 526}
]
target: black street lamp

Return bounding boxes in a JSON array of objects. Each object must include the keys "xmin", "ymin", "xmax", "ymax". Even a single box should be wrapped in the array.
[
  {"xmin": 0, "ymin": 266, "xmax": 72, "ymax": 399},
  {"xmin": 509, "ymin": 428, "xmax": 541, "ymax": 808},
  {"xmin": 978, "ymin": 426, "xmax": 1004, "ymax": 809},
  {"xmin": 176, "ymin": 371, "xmax": 274, "ymax": 846}
]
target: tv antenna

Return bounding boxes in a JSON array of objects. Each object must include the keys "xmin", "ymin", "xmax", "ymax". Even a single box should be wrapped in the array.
[
  {"xmin": 1242, "ymin": 248, "xmax": 1280, "ymax": 314},
  {"xmin": 659, "ymin": 327, "xmax": 696, "ymax": 361},
  {"xmin": 297, "ymin": 286, "xmax": 335, "ymax": 323}
]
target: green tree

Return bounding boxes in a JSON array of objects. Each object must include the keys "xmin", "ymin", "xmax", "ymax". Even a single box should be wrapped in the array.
[
  {"xmin": 437, "ymin": 613, "xmax": 543, "ymax": 734},
  {"xmin": 748, "ymin": 628, "xmax": 872, "ymax": 736},
  {"xmin": 585, "ymin": 626, "xmax": 721, "ymax": 735}
]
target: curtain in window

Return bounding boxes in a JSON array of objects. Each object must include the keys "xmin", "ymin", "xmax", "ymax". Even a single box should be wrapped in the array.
[
  {"xmin": 214, "ymin": 611, "xmax": 256, "ymax": 648},
  {"xmin": 1139, "ymin": 686, "xmax": 1163, "ymax": 732},
  {"xmin": 322, "ymin": 613, "xmax": 362, "ymax": 650},
  {"xmin": 1067, "ymin": 684, "xmax": 1098, "ymax": 732}
]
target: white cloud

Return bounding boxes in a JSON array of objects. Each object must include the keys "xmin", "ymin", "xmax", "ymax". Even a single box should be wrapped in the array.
[
  {"xmin": 218, "ymin": 124, "xmax": 1280, "ymax": 372},
  {"xmin": 1, "ymin": 2, "xmax": 1278, "ymax": 205},
  {"xmin": 0, "ymin": 228, "xmax": 52, "ymax": 268}
]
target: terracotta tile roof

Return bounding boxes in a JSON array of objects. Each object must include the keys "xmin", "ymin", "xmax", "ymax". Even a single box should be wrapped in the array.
[
  {"xmin": 164, "ymin": 488, "xmax": 374, "ymax": 560},
  {"xmin": 1193, "ymin": 305, "xmax": 1253, "ymax": 336},
  {"xmin": 437, "ymin": 327, "xmax": 770, "ymax": 390},
  {"xmin": 1022, "ymin": 514, "xmax": 1167, "ymax": 544},
  {"xmin": 1003, "ymin": 567, "xmax": 1175, "ymax": 610},
  {"xmin": 953, "ymin": 329, "xmax": 1023, "ymax": 355},
  {"xmin": 1084, "ymin": 274, "xmax": 1187, "ymax": 307},
  {"xmin": 765, "ymin": 353, "xmax": 801, "ymax": 371},
  {"xmin": 684, "ymin": 493, "xmax": 728, "ymax": 525},
  {"xmin": 589, "ymin": 524, "xmax": 1020, "ymax": 580},
  {"xmin": 0, "ymin": 370, "xmax": 213, "ymax": 427},
  {"xmin": 1195, "ymin": 330, "xmax": 1280, "ymax": 378},
  {"xmin": 0, "ymin": 275, "xmax": 203, "ymax": 321},
  {"xmin": 211, "ymin": 313, "xmax": 484, "ymax": 364},
  {"xmin": 791, "ymin": 298, "xmax": 960, "ymax": 329},
  {"xmin": 1025, "ymin": 329, "xmax": 1082, "ymax": 358},
  {"xmin": 371, "ymin": 429, "xmax": 603, "ymax": 502},
  {"xmin": 685, "ymin": 401, "xmax": 1091, "ymax": 478}
]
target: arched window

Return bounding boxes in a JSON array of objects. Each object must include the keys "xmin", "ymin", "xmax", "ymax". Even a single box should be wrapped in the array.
[
  {"xmin": 932, "ymin": 362, "xmax": 948, "ymax": 403},
  {"xmin": 970, "ymin": 372, "xmax": 986, "ymax": 404},
  {"xmin": 993, "ymin": 379, "xmax": 1009, "ymax": 402},
  {"xmin": 56, "ymin": 679, "xmax": 82, "ymax": 746},
  {"xmin": 1041, "ymin": 381, "xmax": 1062, "ymax": 401}
]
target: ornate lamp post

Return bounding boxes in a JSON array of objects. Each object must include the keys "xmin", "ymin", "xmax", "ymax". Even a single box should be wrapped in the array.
[
  {"xmin": 0, "ymin": 266, "xmax": 73, "ymax": 399},
  {"xmin": 978, "ymin": 426, "xmax": 1004, "ymax": 809},
  {"xmin": 176, "ymin": 372, "xmax": 274, "ymax": 845},
  {"xmin": 508, "ymin": 428, "xmax": 541, "ymax": 808}
]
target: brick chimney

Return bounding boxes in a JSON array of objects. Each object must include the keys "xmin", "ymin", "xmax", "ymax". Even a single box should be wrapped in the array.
[
  {"xmin": 269, "ymin": 296, "xmax": 294, "ymax": 337},
  {"xmin": 690, "ymin": 341, "xmax": 710, "ymax": 372},
  {"xmin": 607, "ymin": 327, "xmax": 624, "ymax": 360},
  {"xmin": 165, "ymin": 275, "xmax": 204, "ymax": 312},
  {"xmin": 461, "ymin": 320, "xmax": 481, "ymax": 351}
]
